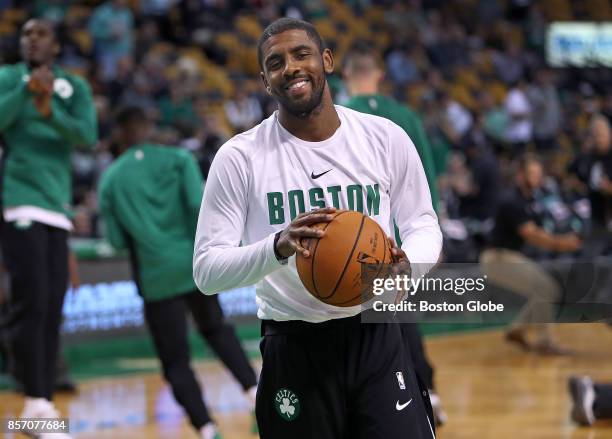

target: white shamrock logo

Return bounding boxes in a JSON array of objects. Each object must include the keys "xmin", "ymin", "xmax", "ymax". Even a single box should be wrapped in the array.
[{"xmin": 280, "ymin": 398, "xmax": 295, "ymax": 417}]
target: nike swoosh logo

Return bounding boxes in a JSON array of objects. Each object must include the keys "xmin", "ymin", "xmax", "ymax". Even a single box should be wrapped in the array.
[
  {"xmin": 311, "ymin": 169, "xmax": 332, "ymax": 179},
  {"xmin": 396, "ymin": 399, "xmax": 412, "ymax": 411}
]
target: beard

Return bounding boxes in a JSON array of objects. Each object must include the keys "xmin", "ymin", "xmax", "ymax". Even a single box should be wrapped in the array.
[{"xmin": 276, "ymin": 76, "xmax": 326, "ymax": 119}]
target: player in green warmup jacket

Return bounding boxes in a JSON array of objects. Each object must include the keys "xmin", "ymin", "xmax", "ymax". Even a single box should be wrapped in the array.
[
  {"xmin": 342, "ymin": 45, "xmax": 439, "ymax": 213},
  {"xmin": 0, "ymin": 19, "xmax": 97, "ymax": 438},
  {"xmin": 98, "ymin": 106, "xmax": 258, "ymax": 439},
  {"xmin": 342, "ymin": 42, "xmax": 447, "ymax": 427}
]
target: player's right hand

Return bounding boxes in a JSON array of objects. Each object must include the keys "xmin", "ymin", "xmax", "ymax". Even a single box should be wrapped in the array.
[
  {"xmin": 556, "ymin": 233, "xmax": 582, "ymax": 253},
  {"xmin": 275, "ymin": 207, "xmax": 336, "ymax": 259},
  {"xmin": 28, "ymin": 66, "xmax": 54, "ymax": 117}
]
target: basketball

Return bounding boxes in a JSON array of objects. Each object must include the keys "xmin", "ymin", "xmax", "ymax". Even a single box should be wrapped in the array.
[{"xmin": 296, "ymin": 210, "xmax": 393, "ymax": 307}]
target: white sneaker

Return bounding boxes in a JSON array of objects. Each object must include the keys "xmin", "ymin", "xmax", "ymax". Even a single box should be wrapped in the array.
[
  {"xmin": 19, "ymin": 398, "xmax": 73, "ymax": 439},
  {"xmin": 39, "ymin": 433, "xmax": 73, "ymax": 439},
  {"xmin": 569, "ymin": 376, "xmax": 596, "ymax": 426},
  {"xmin": 199, "ymin": 422, "xmax": 222, "ymax": 439},
  {"xmin": 429, "ymin": 391, "xmax": 448, "ymax": 426}
]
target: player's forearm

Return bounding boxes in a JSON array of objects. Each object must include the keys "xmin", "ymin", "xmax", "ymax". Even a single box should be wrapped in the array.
[
  {"xmin": 100, "ymin": 215, "xmax": 127, "ymax": 250},
  {"xmin": 401, "ymin": 223, "xmax": 443, "ymax": 280},
  {"xmin": 49, "ymin": 99, "xmax": 98, "ymax": 146},
  {"xmin": 0, "ymin": 83, "xmax": 28, "ymax": 130},
  {"xmin": 193, "ymin": 232, "xmax": 283, "ymax": 295}
]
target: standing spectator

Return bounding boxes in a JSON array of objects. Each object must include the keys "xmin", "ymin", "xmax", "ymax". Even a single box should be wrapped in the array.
[
  {"xmin": 89, "ymin": 0, "xmax": 134, "ymax": 81},
  {"xmin": 0, "ymin": 19, "xmax": 97, "ymax": 438}
]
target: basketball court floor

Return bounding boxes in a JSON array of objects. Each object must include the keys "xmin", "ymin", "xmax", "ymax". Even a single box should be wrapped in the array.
[{"xmin": 2, "ymin": 323, "xmax": 612, "ymax": 438}]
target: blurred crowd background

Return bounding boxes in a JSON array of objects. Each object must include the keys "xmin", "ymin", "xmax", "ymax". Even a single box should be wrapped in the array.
[{"xmin": 0, "ymin": 0, "xmax": 611, "ymax": 263}]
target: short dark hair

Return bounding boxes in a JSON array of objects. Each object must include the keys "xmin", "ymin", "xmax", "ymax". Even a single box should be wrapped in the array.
[
  {"xmin": 516, "ymin": 153, "xmax": 542, "ymax": 172},
  {"xmin": 22, "ymin": 18, "xmax": 59, "ymax": 44},
  {"xmin": 257, "ymin": 18, "xmax": 325, "ymax": 69},
  {"xmin": 342, "ymin": 40, "xmax": 379, "ymax": 73},
  {"xmin": 114, "ymin": 106, "xmax": 147, "ymax": 127}
]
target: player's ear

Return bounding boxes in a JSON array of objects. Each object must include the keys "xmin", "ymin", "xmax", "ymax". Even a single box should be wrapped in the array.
[
  {"xmin": 374, "ymin": 67, "xmax": 384, "ymax": 83},
  {"xmin": 260, "ymin": 71, "xmax": 272, "ymax": 95},
  {"xmin": 322, "ymin": 48, "xmax": 334, "ymax": 75}
]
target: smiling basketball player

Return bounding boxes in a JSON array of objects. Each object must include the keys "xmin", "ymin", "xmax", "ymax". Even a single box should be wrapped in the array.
[{"xmin": 193, "ymin": 18, "xmax": 442, "ymax": 439}]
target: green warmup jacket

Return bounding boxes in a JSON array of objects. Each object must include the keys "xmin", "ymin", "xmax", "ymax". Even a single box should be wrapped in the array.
[
  {"xmin": 98, "ymin": 144, "xmax": 204, "ymax": 301},
  {"xmin": 343, "ymin": 94, "xmax": 440, "ymax": 212},
  {"xmin": 0, "ymin": 62, "xmax": 97, "ymax": 216}
]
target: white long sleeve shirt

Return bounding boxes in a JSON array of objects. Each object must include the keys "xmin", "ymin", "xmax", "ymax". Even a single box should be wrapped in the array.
[{"xmin": 193, "ymin": 105, "xmax": 442, "ymax": 322}]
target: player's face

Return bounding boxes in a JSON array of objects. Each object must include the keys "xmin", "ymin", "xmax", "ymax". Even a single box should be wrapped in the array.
[
  {"xmin": 260, "ymin": 29, "xmax": 334, "ymax": 118},
  {"xmin": 592, "ymin": 119, "xmax": 611, "ymax": 154},
  {"xmin": 20, "ymin": 19, "xmax": 58, "ymax": 67},
  {"xmin": 524, "ymin": 161, "xmax": 543, "ymax": 190}
]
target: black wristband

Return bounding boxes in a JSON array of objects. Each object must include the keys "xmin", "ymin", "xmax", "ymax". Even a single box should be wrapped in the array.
[{"xmin": 273, "ymin": 231, "xmax": 288, "ymax": 263}]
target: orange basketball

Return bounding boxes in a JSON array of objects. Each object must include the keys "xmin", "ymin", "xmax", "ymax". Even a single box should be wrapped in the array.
[{"xmin": 296, "ymin": 210, "xmax": 393, "ymax": 307}]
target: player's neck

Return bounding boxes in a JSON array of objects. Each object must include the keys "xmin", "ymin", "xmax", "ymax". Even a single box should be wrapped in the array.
[
  {"xmin": 26, "ymin": 59, "xmax": 54, "ymax": 69},
  {"xmin": 517, "ymin": 183, "xmax": 534, "ymax": 199},
  {"xmin": 348, "ymin": 80, "xmax": 379, "ymax": 97},
  {"xmin": 278, "ymin": 89, "xmax": 340, "ymax": 142}
]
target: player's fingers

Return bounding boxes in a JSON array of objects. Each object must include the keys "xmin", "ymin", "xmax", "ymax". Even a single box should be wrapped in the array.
[
  {"xmin": 293, "ymin": 213, "xmax": 335, "ymax": 226},
  {"xmin": 292, "ymin": 207, "xmax": 335, "ymax": 221},
  {"xmin": 290, "ymin": 226, "xmax": 325, "ymax": 238},
  {"xmin": 288, "ymin": 237, "xmax": 311, "ymax": 258},
  {"xmin": 391, "ymin": 247, "xmax": 408, "ymax": 264},
  {"xmin": 392, "ymin": 260, "xmax": 410, "ymax": 276}
]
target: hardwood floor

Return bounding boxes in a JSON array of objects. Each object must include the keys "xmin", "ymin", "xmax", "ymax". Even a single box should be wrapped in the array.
[{"xmin": 2, "ymin": 324, "xmax": 611, "ymax": 438}]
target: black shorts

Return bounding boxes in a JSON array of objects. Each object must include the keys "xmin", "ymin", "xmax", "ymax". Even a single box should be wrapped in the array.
[{"xmin": 255, "ymin": 314, "xmax": 436, "ymax": 439}]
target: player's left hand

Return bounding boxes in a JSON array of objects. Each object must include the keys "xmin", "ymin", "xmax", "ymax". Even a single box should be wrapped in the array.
[
  {"xmin": 28, "ymin": 65, "xmax": 54, "ymax": 96},
  {"xmin": 387, "ymin": 237, "xmax": 411, "ymax": 277}
]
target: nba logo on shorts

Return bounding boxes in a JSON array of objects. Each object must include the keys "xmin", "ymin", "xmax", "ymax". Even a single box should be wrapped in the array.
[{"xmin": 396, "ymin": 372, "xmax": 406, "ymax": 390}]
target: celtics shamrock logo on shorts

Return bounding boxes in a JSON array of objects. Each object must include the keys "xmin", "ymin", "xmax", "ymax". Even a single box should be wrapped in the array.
[{"xmin": 274, "ymin": 388, "xmax": 301, "ymax": 421}]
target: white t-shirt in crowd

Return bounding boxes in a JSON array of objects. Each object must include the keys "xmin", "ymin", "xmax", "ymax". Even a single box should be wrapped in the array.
[
  {"xmin": 193, "ymin": 105, "xmax": 442, "ymax": 322},
  {"xmin": 505, "ymin": 88, "xmax": 533, "ymax": 143}
]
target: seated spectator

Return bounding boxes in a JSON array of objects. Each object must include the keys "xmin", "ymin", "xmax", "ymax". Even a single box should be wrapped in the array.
[
  {"xmin": 492, "ymin": 41, "xmax": 527, "ymax": 85},
  {"xmin": 385, "ymin": 43, "xmax": 420, "ymax": 86},
  {"xmin": 574, "ymin": 115, "xmax": 612, "ymax": 256},
  {"xmin": 459, "ymin": 144, "xmax": 501, "ymax": 222},
  {"xmin": 478, "ymin": 90, "xmax": 508, "ymax": 148},
  {"xmin": 504, "ymin": 78, "xmax": 532, "ymax": 153},
  {"xmin": 157, "ymin": 79, "xmax": 197, "ymax": 129},
  {"xmin": 224, "ymin": 88, "xmax": 263, "ymax": 133},
  {"xmin": 119, "ymin": 71, "xmax": 159, "ymax": 118},
  {"xmin": 436, "ymin": 91, "xmax": 473, "ymax": 146},
  {"xmin": 527, "ymin": 68, "xmax": 561, "ymax": 153}
]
